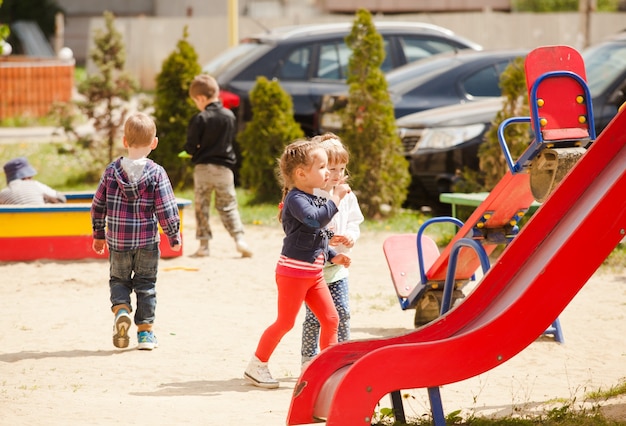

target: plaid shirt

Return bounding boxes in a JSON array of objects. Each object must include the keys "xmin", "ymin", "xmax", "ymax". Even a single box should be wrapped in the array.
[{"xmin": 91, "ymin": 158, "xmax": 181, "ymax": 251}]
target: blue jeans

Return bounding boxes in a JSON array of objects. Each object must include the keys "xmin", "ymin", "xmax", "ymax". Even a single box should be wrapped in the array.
[
  {"xmin": 301, "ymin": 277, "xmax": 350, "ymax": 360},
  {"xmin": 109, "ymin": 243, "xmax": 160, "ymax": 326}
]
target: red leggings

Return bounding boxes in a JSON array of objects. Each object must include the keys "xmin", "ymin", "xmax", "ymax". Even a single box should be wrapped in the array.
[{"xmin": 254, "ymin": 272, "xmax": 339, "ymax": 362}]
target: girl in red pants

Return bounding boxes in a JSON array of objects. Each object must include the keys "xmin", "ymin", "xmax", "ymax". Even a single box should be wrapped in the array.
[{"xmin": 244, "ymin": 138, "xmax": 352, "ymax": 389}]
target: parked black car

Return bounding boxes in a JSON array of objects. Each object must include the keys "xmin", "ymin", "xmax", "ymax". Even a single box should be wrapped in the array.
[
  {"xmin": 319, "ymin": 49, "xmax": 527, "ymax": 132},
  {"xmin": 400, "ymin": 32, "xmax": 626, "ymax": 213},
  {"xmin": 398, "ymin": 97, "xmax": 504, "ymax": 213},
  {"xmin": 202, "ymin": 21, "xmax": 482, "ymax": 136}
]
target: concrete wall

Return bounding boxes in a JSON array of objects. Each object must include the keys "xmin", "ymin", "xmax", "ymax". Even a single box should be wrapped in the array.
[
  {"xmin": 316, "ymin": 0, "xmax": 511, "ymax": 13},
  {"xmin": 56, "ymin": 0, "xmax": 153, "ymax": 15},
  {"xmin": 80, "ymin": 11, "xmax": 626, "ymax": 90}
]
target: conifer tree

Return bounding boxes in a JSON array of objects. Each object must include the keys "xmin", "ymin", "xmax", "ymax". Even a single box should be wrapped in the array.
[
  {"xmin": 77, "ymin": 11, "xmax": 138, "ymax": 165},
  {"xmin": 454, "ymin": 56, "xmax": 530, "ymax": 193},
  {"xmin": 152, "ymin": 26, "xmax": 201, "ymax": 189},
  {"xmin": 339, "ymin": 9, "xmax": 410, "ymax": 218},
  {"xmin": 237, "ymin": 76, "xmax": 304, "ymax": 203}
]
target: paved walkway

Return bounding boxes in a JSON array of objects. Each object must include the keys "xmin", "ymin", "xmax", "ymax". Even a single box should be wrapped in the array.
[
  {"xmin": 0, "ymin": 126, "xmax": 63, "ymax": 144},
  {"xmin": 0, "ymin": 124, "xmax": 94, "ymax": 144}
]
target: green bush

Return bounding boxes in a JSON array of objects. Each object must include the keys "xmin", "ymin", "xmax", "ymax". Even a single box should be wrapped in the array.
[
  {"xmin": 454, "ymin": 56, "xmax": 530, "ymax": 194},
  {"xmin": 338, "ymin": 9, "xmax": 410, "ymax": 219},
  {"xmin": 237, "ymin": 76, "xmax": 305, "ymax": 203},
  {"xmin": 152, "ymin": 26, "xmax": 201, "ymax": 189}
]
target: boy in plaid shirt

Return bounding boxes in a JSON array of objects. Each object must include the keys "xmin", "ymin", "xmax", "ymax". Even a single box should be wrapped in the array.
[{"xmin": 91, "ymin": 112, "xmax": 181, "ymax": 350}]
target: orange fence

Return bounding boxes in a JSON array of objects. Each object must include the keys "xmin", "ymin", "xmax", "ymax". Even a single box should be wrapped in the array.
[{"xmin": 0, "ymin": 56, "xmax": 74, "ymax": 119}]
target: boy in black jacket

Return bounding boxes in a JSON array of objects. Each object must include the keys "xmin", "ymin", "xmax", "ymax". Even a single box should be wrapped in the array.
[{"xmin": 183, "ymin": 74, "xmax": 252, "ymax": 258}]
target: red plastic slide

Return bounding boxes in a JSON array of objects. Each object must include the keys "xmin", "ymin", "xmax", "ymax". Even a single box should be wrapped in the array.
[{"xmin": 287, "ymin": 96, "xmax": 626, "ymax": 426}]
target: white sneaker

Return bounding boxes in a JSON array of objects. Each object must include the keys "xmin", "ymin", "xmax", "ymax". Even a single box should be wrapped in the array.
[
  {"xmin": 191, "ymin": 240, "xmax": 209, "ymax": 257},
  {"xmin": 301, "ymin": 355, "xmax": 314, "ymax": 374},
  {"xmin": 112, "ymin": 309, "xmax": 132, "ymax": 349},
  {"xmin": 236, "ymin": 240, "xmax": 253, "ymax": 258},
  {"xmin": 244, "ymin": 356, "xmax": 279, "ymax": 389}
]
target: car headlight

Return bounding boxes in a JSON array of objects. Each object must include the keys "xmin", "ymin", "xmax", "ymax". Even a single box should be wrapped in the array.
[{"xmin": 415, "ymin": 123, "xmax": 486, "ymax": 152}]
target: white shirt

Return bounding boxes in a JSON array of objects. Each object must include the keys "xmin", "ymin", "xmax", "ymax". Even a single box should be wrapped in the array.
[
  {"xmin": 0, "ymin": 179, "xmax": 62, "ymax": 205},
  {"xmin": 314, "ymin": 187, "xmax": 365, "ymax": 283}
]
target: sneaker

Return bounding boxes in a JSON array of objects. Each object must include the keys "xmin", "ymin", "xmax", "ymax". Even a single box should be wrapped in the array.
[
  {"xmin": 191, "ymin": 245, "xmax": 209, "ymax": 257},
  {"xmin": 301, "ymin": 356, "xmax": 314, "ymax": 374},
  {"xmin": 137, "ymin": 331, "xmax": 158, "ymax": 350},
  {"xmin": 236, "ymin": 240, "xmax": 253, "ymax": 258},
  {"xmin": 112, "ymin": 309, "xmax": 132, "ymax": 349},
  {"xmin": 244, "ymin": 356, "xmax": 279, "ymax": 389}
]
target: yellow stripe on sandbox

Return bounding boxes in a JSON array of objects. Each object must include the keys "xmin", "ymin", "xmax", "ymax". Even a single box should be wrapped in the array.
[
  {"xmin": 0, "ymin": 207, "xmax": 187, "ymax": 238},
  {"xmin": 0, "ymin": 209, "xmax": 92, "ymax": 237}
]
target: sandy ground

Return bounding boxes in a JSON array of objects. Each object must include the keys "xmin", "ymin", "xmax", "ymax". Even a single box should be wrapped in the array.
[{"xmin": 1, "ymin": 207, "xmax": 625, "ymax": 425}]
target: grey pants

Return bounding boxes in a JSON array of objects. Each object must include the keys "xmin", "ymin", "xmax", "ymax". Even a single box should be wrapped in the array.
[{"xmin": 193, "ymin": 163, "xmax": 245, "ymax": 241}]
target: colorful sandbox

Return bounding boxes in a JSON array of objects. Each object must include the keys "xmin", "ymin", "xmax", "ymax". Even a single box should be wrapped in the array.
[{"xmin": 0, "ymin": 191, "xmax": 191, "ymax": 261}]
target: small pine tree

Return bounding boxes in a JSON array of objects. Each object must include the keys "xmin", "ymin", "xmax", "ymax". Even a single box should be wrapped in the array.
[
  {"xmin": 454, "ymin": 56, "xmax": 530, "ymax": 193},
  {"xmin": 339, "ymin": 9, "xmax": 410, "ymax": 219},
  {"xmin": 152, "ymin": 26, "xmax": 201, "ymax": 189},
  {"xmin": 237, "ymin": 76, "xmax": 305, "ymax": 203},
  {"xmin": 77, "ymin": 11, "xmax": 139, "ymax": 165}
]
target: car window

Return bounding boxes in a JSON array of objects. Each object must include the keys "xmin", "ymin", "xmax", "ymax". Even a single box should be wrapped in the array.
[
  {"xmin": 462, "ymin": 60, "xmax": 513, "ymax": 98},
  {"xmin": 316, "ymin": 42, "xmax": 351, "ymax": 80},
  {"xmin": 399, "ymin": 37, "xmax": 460, "ymax": 64},
  {"xmin": 381, "ymin": 38, "xmax": 393, "ymax": 72},
  {"xmin": 584, "ymin": 41, "xmax": 626, "ymax": 98},
  {"xmin": 388, "ymin": 55, "xmax": 460, "ymax": 93},
  {"xmin": 278, "ymin": 46, "xmax": 311, "ymax": 80}
]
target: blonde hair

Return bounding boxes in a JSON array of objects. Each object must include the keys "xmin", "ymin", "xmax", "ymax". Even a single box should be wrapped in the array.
[
  {"xmin": 314, "ymin": 132, "xmax": 349, "ymax": 165},
  {"xmin": 124, "ymin": 112, "xmax": 156, "ymax": 147},
  {"xmin": 276, "ymin": 138, "xmax": 323, "ymax": 220},
  {"xmin": 189, "ymin": 74, "xmax": 219, "ymax": 99}
]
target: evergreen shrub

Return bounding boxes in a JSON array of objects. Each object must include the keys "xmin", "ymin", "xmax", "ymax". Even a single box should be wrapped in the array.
[
  {"xmin": 338, "ymin": 9, "xmax": 410, "ymax": 219},
  {"xmin": 237, "ymin": 76, "xmax": 305, "ymax": 203},
  {"xmin": 152, "ymin": 26, "xmax": 201, "ymax": 189}
]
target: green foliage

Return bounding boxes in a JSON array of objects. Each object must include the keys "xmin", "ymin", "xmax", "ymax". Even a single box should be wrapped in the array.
[
  {"xmin": 480, "ymin": 56, "xmax": 530, "ymax": 191},
  {"xmin": 454, "ymin": 57, "xmax": 530, "ymax": 193},
  {"xmin": 237, "ymin": 76, "xmax": 305, "ymax": 203},
  {"xmin": 152, "ymin": 26, "xmax": 201, "ymax": 189},
  {"xmin": 76, "ymin": 11, "xmax": 139, "ymax": 165},
  {"xmin": 338, "ymin": 8, "xmax": 410, "ymax": 219},
  {"xmin": 586, "ymin": 378, "xmax": 626, "ymax": 401},
  {"xmin": 512, "ymin": 0, "xmax": 618, "ymax": 12},
  {"xmin": 0, "ymin": 0, "xmax": 9, "ymax": 54}
]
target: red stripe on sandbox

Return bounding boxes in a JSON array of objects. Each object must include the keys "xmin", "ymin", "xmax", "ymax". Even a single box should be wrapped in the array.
[{"xmin": 0, "ymin": 236, "xmax": 183, "ymax": 261}]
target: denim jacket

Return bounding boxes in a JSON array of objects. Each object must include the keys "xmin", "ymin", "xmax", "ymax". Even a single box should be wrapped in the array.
[{"xmin": 280, "ymin": 188, "xmax": 338, "ymax": 263}]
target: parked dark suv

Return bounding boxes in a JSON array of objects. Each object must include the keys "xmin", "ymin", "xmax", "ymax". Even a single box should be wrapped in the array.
[
  {"xmin": 318, "ymin": 49, "xmax": 526, "ymax": 132},
  {"xmin": 400, "ymin": 31, "xmax": 626, "ymax": 213},
  {"xmin": 202, "ymin": 21, "xmax": 482, "ymax": 136}
]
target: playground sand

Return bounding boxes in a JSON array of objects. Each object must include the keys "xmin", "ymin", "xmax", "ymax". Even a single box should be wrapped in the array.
[{"xmin": 1, "ymin": 208, "xmax": 625, "ymax": 425}]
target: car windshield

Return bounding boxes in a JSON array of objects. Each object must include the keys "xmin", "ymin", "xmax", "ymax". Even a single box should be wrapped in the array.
[
  {"xmin": 203, "ymin": 41, "xmax": 266, "ymax": 76},
  {"xmin": 584, "ymin": 40, "xmax": 626, "ymax": 98}
]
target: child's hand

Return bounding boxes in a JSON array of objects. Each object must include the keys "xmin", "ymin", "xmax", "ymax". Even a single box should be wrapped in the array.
[
  {"xmin": 171, "ymin": 244, "xmax": 182, "ymax": 252},
  {"xmin": 330, "ymin": 253, "xmax": 351, "ymax": 267},
  {"xmin": 334, "ymin": 183, "xmax": 351, "ymax": 200},
  {"xmin": 92, "ymin": 239, "xmax": 106, "ymax": 255},
  {"xmin": 330, "ymin": 234, "xmax": 354, "ymax": 248}
]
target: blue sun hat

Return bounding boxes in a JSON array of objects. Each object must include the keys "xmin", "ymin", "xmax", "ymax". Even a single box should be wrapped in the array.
[{"xmin": 4, "ymin": 157, "xmax": 37, "ymax": 184}]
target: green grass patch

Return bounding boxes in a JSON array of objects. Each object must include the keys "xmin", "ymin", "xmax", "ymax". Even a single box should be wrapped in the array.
[{"xmin": 587, "ymin": 379, "xmax": 626, "ymax": 401}]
